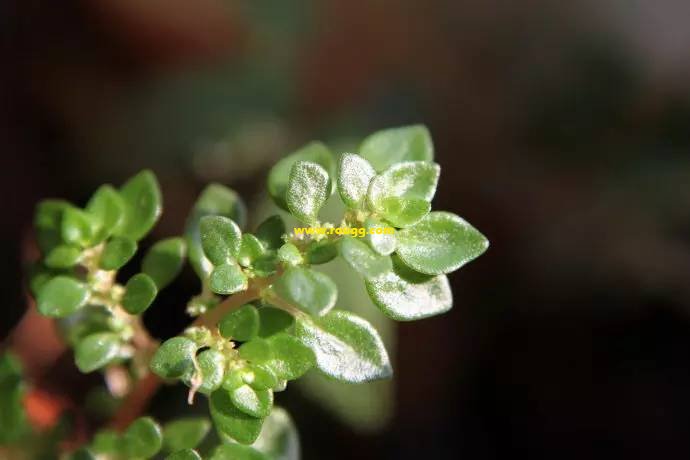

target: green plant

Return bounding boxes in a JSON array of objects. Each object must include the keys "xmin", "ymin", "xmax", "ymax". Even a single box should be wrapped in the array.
[{"xmin": 19, "ymin": 125, "xmax": 488, "ymax": 459}]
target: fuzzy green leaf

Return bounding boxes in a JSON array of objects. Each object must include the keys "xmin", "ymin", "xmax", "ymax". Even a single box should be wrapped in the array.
[
  {"xmin": 359, "ymin": 124, "xmax": 434, "ymax": 172},
  {"xmin": 219, "ymin": 304, "xmax": 260, "ymax": 341},
  {"xmin": 230, "ymin": 384, "xmax": 273, "ymax": 418},
  {"xmin": 86, "ymin": 185, "xmax": 125, "ymax": 239},
  {"xmin": 122, "ymin": 273, "xmax": 158, "ymax": 314},
  {"xmin": 114, "ymin": 170, "xmax": 162, "ymax": 241},
  {"xmin": 34, "ymin": 199, "xmax": 70, "ymax": 253},
  {"xmin": 286, "ymin": 161, "xmax": 330, "ymax": 224},
  {"xmin": 184, "ymin": 349, "xmax": 225, "ymax": 395},
  {"xmin": 257, "ymin": 307, "xmax": 294, "ymax": 338},
  {"xmin": 273, "ymin": 267, "xmax": 336, "ymax": 316},
  {"xmin": 255, "ymin": 215, "xmax": 285, "ymax": 251},
  {"xmin": 123, "ymin": 416, "xmax": 163, "ymax": 459},
  {"xmin": 268, "ymin": 142, "xmax": 334, "ymax": 210},
  {"xmin": 37, "ymin": 276, "xmax": 89, "ymax": 318},
  {"xmin": 200, "ymin": 216, "xmax": 242, "ymax": 266},
  {"xmin": 150, "ymin": 337, "xmax": 198, "ymax": 379},
  {"xmin": 209, "ymin": 389, "xmax": 265, "ymax": 445},
  {"xmin": 276, "ymin": 243, "xmax": 303, "ymax": 267},
  {"xmin": 209, "ymin": 262, "xmax": 248, "ymax": 295},
  {"xmin": 209, "ymin": 444, "xmax": 269, "ymax": 460},
  {"xmin": 337, "ymin": 153, "xmax": 376, "ymax": 208},
  {"xmin": 295, "ymin": 310, "xmax": 391, "ymax": 382},
  {"xmin": 367, "ymin": 161, "xmax": 439, "ymax": 227},
  {"xmin": 365, "ymin": 267, "xmax": 452, "ymax": 320},
  {"xmin": 163, "ymin": 417, "xmax": 211, "ymax": 453},
  {"xmin": 167, "ymin": 449, "xmax": 202, "ymax": 460},
  {"xmin": 239, "ymin": 338, "xmax": 273, "ymax": 363},
  {"xmin": 246, "ymin": 364, "xmax": 279, "ymax": 391},
  {"xmin": 305, "ymin": 240, "xmax": 338, "ymax": 265},
  {"xmin": 100, "ymin": 236, "xmax": 137, "ymax": 270},
  {"xmin": 75, "ymin": 332, "xmax": 120, "ymax": 373},
  {"xmin": 238, "ymin": 234, "xmax": 265, "ymax": 267},
  {"xmin": 267, "ymin": 333, "xmax": 315, "ymax": 381},
  {"xmin": 186, "ymin": 184, "xmax": 247, "ymax": 279},
  {"xmin": 364, "ymin": 217, "xmax": 396, "ymax": 255},
  {"xmin": 62, "ymin": 207, "xmax": 99, "ymax": 247},
  {"xmin": 339, "ymin": 236, "xmax": 392, "ymax": 280},
  {"xmin": 45, "ymin": 245, "xmax": 81, "ymax": 269},
  {"xmin": 396, "ymin": 211, "xmax": 489, "ymax": 275},
  {"xmin": 142, "ymin": 237, "xmax": 187, "ymax": 289}
]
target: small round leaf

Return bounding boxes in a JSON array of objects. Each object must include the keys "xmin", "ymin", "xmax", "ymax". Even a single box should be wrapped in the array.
[
  {"xmin": 364, "ymin": 217, "xmax": 396, "ymax": 255},
  {"xmin": 150, "ymin": 337, "xmax": 198, "ymax": 379},
  {"xmin": 219, "ymin": 304, "xmax": 260, "ymax": 341},
  {"xmin": 337, "ymin": 153, "xmax": 376, "ymax": 208},
  {"xmin": 115, "ymin": 170, "xmax": 162, "ymax": 241},
  {"xmin": 142, "ymin": 237, "xmax": 187, "ymax": 289},
  {"xmin": 273, "ymin": 267, "xmax": 336, "ymax": 316},
  {"xmin": 163, "ymin": 417, "xmax": 211, "ymax": 453},
  {"xmin": 339, "ymin": 237, "xmax": 392, "ymax": 280},
  {"xmin": 286, "ymin": 161, "xmax": 330, "ymax": 224},
  {"xmin": 61, "ymin": 207, "xmax": 99, "ymax": 247},
  {"xmin": 75, "ymin": 332, "xmax": 120, "ymax": 373},
  {"xmin": 267, "ymin": 333, "xmax": 315, "ymax": 381},
  {"xmin": 238, "ymin": 234, "xmax": 265, "ymax": 268},
  {"xmin": 183, "ymin": 349, "xmax": 226, "ymax": 395},
  {"xmin": 200, "ymin": 216, "xmax": 242, "ymax": 266},
  {"xmin": 359, "ymin": 124, "xmax": 434, "ymax": 172},
  {"xmin": 254, "ymin": 215, "xmax": 285, "ymax": 250},
  {"xmin": 295, "ymin": 310, "xmax": 391, "ymax": 383},
  {"xmin": 37, "ymin": 276, "xmax": 89, "ymax": 318},
  {"xmin": 45, "ymin": 245, "xmax": 81, "ymax": 269},
  {"xmin": 230, "ymin": 384, "xmax": 273, "ymax": 418},
  {"xmin": 209, "ymin": 263, "xmax": 248, "ymax": 295},
  {"xmin": 86, "ymin": 185, "xmax": 125, "ymax": 238},
  {"xmin": 122, "ymin": 273, "xmax": 158, "ymax": 314},
  {"xmin": 100, "ymin": 236, "xmax": 137, "ymax": 270},
  {"xmin": 257, "ymin": 306, "xmax": 294, "ymax": 338},
  {"xmin": 396, "ymin": 211, "xmax": 489, "ymax": 275},
  {"xmin": 123, "ymin": 416, "xmax": 163, "ymax": 459},
  {"xmin": 209, "ymin": 389, "xmax": 265, "ymax": 445}
]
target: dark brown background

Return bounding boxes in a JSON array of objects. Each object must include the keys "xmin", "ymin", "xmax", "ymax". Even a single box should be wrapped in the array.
[{"xmin": 3, "ymin": 1, "xmax": 690, "ymax": 459}]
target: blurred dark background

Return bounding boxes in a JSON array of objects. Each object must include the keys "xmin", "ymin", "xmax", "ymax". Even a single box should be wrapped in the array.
[{"xmin": 3, "ymin": 1, "xmax": 690, "ymax": 459}]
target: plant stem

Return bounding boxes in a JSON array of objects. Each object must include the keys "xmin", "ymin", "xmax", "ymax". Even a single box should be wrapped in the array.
[{"xmin": 107, "ymin": 275, "xmax": 278, "ymax": 431}]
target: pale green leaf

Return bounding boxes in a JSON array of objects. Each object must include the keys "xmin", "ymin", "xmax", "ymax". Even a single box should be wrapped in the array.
[
  {"xmin": 359, "ymin": 124, "xmax": 434, "ymax": 172},
  {"xmin": 286, "ymin": 161, "xmax": 330, "ymax": 224},
  {"xmin": 337, "ymin": 153, "xmax": 375, "ymax": 208}
]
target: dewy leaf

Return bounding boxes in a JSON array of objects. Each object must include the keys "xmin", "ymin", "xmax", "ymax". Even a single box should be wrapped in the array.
[
  {"xmin": 273, "ymin": 267, "xmax": 337, "ymax": 316},
  {"xmin": 86, "ymin": 185, "xmax": 125, "ymax": 238},
  {"xmin": 37, "ymin": 276, "xmax": 89, "ymax": 318},
  {"xmin": 230, "ymin": 384, "xmax": 273, "ymax": 418},
  {"xmin": 123, "ymin": 416, "xmax": 163, "ymax": 459},
  {"xmin": 267, "ymin": 333, "xmax": 315, "ymax": 381},
  {"xmin": 209, "ymin": 262, "xmax": 248, "ymax": 295},
  {"xmin": 367, "ymin": 161, "xmax": 440, "ymax": 227},
  {"xmin": 142, "ymin": 237, "xmax": 187, "ymax": 289},
  {"xmin": 396, "ymin": 211, "xmax": 489, "ymax": 275},
  {"xmin": 114, "ymin": 170, "xmax": 162, "ymax": 241},
  {"xmin": 34, "ymin": 199, "xmax": 70, "ymax": 253},
  {"xmin": 75, "ymin": 332, "xmax": 120, "ymax": 373},
  {"xmin": 150, "ymin": 337, "xmax": 198, "ymax": 379},
  {"xmin": 364, "ymin": 217, "xmax": 396, "ymax": 255},
  {"xmin": 238, "ymin": 234, "xmax": 265, "ymax": 268},
  {"xmin": 257, "ymin": 306, "xmax": 294, "ymax": 338},
  {"xmin": 45, "ymin": 245, "xmax": 81, "ymax": 269},
  {"xmin": 359, "ymin": 124, "xmax": 434, "ymax": 172},
  {"xmin": 286, "ymin": 161, "xmax": 330, "ymax": 224},
  {"xmin": 168, "ymin": 449, "xmax": 202, "ymax": 460},
  {"xmin": 339, "ymin": 236, "xmax": 392, "ymax": 280},
  {"xmin": 365, "ymin": 269, "xmax": 452, "ymax": 320},
  {"xmin": 337, "ymin": 153, "xmax": 376, "ymax": 208},
  {"xmin": 219, "ymin": 304, "xmax": 260, "ymax": 341},
  {"xmin": 209, "ymin": 389, "xmax": 265, "ymax": 445},
  {"xmin": 209, "ymin": 444, "xmax": 269, "ymax": 460},
  {"xmin": 295, "ymin": 310, "xmax": 391, "ymax": 382},
  {"xmin": 184, "ymin": 349, "xmax": 226, "ymax": 395},
  {"xmin": 185, "ymin": 184, "xmax": 247, "ymax": 279},
  {"xmin": 163, "ymin": 417, "xmax": 211, "ymax": 453},
  {"xmin": 62, "ymin": 207, "xmax": 99, "ymax": 247},
  {"xmin": 200, "ymin": 215, "xmax": 242, "ymax": 266},
  {"xmin": 122, "ymin": 273, "xmax": 158, "ymax": 314},
  {"xmin": 268, "ymin": 141, "xmax": 335, "ymax": 210},
  {"xmin": 255, "ymin": 215, "xmax": 286, "ymax": 251},
  {"xmin": 99, "ymin": 236, "xmax": 137, "ymax": 270}
]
